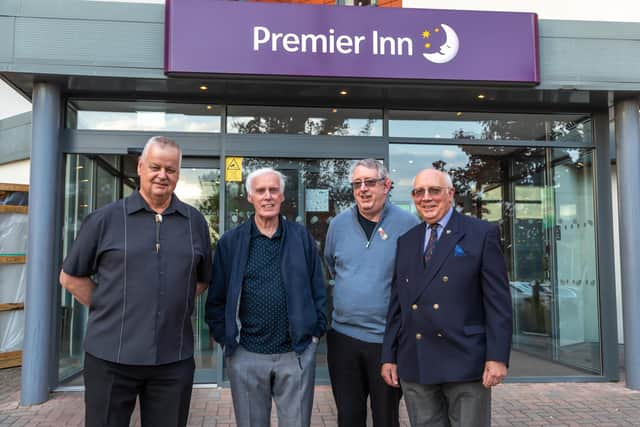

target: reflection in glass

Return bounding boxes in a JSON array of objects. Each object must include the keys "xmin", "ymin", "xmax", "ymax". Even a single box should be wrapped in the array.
[
  {"xmin": 68, "ymin": 101, "xmax": 221, "ymax": 133},
  {"xmin": 60, "ymin": 155, "xmax": 221, "ymax": 385},
  {"xmin": 60, "ymin": 155, "xmax": 94, "ymax": 382},
  {"xmin": 175, "ymin": 168, "xmax": 221, "ymax": 383},
  {"xmin": 223, "ymin": 157, "xmax": 360, "ymax": 382},
  {"xmin": 95, "ymin": 163, "xmax": 118, "ymax": 210},
  {"xmin": 227, "ymin": 106, "xmax": 382, "ymax": 136},
  {"xmin": 389, "ymin": 143, "xmax": 600, "ymax": 376},
  {"xmin": 389, "ymin": 110, "xmax": 592, "ymax": 142}
]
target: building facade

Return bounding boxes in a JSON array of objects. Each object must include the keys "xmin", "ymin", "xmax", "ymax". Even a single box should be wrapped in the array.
[{"xmin": 1, "ymin": 0, "xmax": 639, "ymax": 405}]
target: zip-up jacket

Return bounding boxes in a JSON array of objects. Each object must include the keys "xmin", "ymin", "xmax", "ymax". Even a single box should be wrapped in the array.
[{"xmin": 205, "ymin": 216, "xmax": 327, "ymax": 356}]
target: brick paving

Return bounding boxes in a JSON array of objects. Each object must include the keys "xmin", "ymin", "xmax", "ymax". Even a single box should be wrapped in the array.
[{"xmin": 2, "ymin": 367, "xmax": 640, "ymax": 426}]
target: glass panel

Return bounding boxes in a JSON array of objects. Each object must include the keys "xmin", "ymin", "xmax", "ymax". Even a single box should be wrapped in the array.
[
  {"xmin": 389, "ymin": 143, "xmax": 601, "ymax": 376},
  {"xmin": 227, "ymin": 106, "xmax": 382, "ymax": 136},
  {"xmin": 552, "ymin": 149, "xmax": 600, "ymax": 371},
  {"xmin": 95, "ymin": 164, "xmax": 118, "ymax": 209},
  {"xmin": 223, "ymin": 158, "xmax": 359, "ymax": 381},
  {"xmin": 388, "ymin": 111, "xmax": 592, "ymax": 142},
  {"xmin": 68, "ymin": 101, "xmax": 222, "ymax": 133},
  {"xmin": 60, "ymin": 154, "xmax": 222, "ymax": 385},
  {"xmin": 175, "ymin": 167, "xmax": 221, "ymax": 384},
  {"xmin": 59, "ymin": 155, "xmax": 95, "ymax": 382}
]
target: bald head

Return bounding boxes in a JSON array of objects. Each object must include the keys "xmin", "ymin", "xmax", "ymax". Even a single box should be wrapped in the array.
[{"xmin": 411, "ymin": 169, "xmax": 455, "ymax": 224}]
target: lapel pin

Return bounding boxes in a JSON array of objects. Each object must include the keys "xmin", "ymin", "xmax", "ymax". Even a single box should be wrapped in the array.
[
  {"xmin": 378, "ymin": 227, "xmax": 389, "ymax": 240},
  {"xmin": 446, "ymin": 229, "xmax": 451, "ymax": 235}
]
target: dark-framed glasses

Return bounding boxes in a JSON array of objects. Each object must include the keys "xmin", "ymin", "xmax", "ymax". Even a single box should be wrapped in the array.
[
  {"xmin": 350, "ymin": 178, "xmax": 384, "ymax": 190},
  {"xmin": 411, "ymin": 186, "xmax": 447, "ymax": 198}
]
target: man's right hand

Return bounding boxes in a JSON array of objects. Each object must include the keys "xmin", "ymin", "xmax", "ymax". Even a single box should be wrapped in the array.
[{"xmin": 381, "ymin": 363, "xmax": 400, "ymax": 388}]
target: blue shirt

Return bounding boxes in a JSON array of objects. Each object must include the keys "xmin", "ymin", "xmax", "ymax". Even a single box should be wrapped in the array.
[
  {"xmin": 239, "ymin": 218, "xmax": 292, "ymax": 354},
  {"xmin": 423, "ymin": 206, "xmax": 454, "ymax": 252}
]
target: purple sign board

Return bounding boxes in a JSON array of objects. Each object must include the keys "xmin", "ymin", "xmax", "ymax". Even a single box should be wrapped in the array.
[{"xmin": 165, "ymin": 0, "xmax": 539, "ymax": 85}]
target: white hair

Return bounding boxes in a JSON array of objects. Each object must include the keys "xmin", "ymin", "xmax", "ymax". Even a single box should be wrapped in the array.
[
  {"xmin": 140, "ymin": 136, "xmax": 182, "ymax": 168},
  {"xmin": 349, "ymin": 158, "xmax": 389, "ymax": 181},
  {"xmin": 245, "ymin": 167, "xmax": 286, "ymax": 195}
]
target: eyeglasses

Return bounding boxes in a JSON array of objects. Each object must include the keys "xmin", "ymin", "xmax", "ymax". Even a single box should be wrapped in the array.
[
  {"xmin": 350, "ymin": 178, "xmax": 384, "ymax": 190},
  {"xmin": 411, "ymin": 186, "xmax": 448, "ymax": 198}
]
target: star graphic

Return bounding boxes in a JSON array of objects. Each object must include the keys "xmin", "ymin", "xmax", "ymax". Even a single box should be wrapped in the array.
[
  {"xmin": 434, "ymin": 27, "xmax": 440, "ymax": 33},
  {"xmin": 422, "ymin": 30, "xmax": 431, "ymax": 38},
  {"xmin": 425, "ymin": 42, "xmax": 431, "ymax": 48}
]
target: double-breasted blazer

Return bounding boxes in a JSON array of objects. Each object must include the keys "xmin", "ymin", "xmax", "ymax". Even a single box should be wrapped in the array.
[{"xmin": 381, "ymin": 210, "xmax": 512, "ymax": 384}]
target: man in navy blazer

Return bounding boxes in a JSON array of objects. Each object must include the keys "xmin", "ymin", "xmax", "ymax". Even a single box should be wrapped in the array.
[{"xmin": 381, "ymin": 169, "xmax": 512, "ymax": 427}]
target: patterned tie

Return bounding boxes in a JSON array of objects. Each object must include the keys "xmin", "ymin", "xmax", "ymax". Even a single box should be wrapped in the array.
[{"xmin": 424, "ymin": 223, "xmax": 439, "ymax": 265}]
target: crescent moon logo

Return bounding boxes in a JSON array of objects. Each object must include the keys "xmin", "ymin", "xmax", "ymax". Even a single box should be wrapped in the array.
[{"xmin": 422, "ymin": 24, "xmax": 459, "ymax": 64}]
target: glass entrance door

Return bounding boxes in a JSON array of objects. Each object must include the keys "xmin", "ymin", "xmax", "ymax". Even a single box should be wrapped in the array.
[
  {"xmin": 389, "ymin": 143, "xmax": 601, "ymax": 377},
  {"xmin": 174, "ymin": 162, "xmax": 221, "ymax": 383},
  {"xmin": 223, "ymin": 157, "xmax": 358, "ymax": 382},
  {"xmin": 59, "ymin": 155, "xmax": 221, "ymax": 385}
]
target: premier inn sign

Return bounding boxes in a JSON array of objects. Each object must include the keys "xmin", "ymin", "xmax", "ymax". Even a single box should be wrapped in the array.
[{"xmin": 165, "ymin": 0, "xmax": 539, "ymax": 85}]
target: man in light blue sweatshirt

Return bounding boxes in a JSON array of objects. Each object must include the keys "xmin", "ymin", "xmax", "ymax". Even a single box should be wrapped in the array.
[{"xmin": 324, "ymin": 159, "xmax": 420, "ymax": 427}]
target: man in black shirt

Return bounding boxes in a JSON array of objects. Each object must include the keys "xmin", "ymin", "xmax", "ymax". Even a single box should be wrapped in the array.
[{"xmin": 60, "ymin": 136, "xmax": 212, "ymax": 427}]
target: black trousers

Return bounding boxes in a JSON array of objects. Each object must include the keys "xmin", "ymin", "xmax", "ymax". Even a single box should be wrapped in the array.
[
  {"xmin": 327, "ymin": 329, "xmax": 401, "ymax": 427},
  {"xmin": 84, "ymin": 352, "xmax": 195, "ymax": 427}
]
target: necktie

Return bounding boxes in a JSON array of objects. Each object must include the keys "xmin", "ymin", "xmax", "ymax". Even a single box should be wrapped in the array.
[{"xmin": 424, "ymin": 223, "xmax": 439, "ymax": 264}]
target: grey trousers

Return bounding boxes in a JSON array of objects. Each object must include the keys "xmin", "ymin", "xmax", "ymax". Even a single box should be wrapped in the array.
[
  {"xmin": 226, "ymin": 343, "xmax": 318, "ymax": 427},
  {"xmin": 400, "ymin": 380, "xmax": 491, "ymax": 427}
]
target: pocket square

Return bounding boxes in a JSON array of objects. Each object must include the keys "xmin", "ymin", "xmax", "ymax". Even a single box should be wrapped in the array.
[{"xmin": 454, "ymin": 244, "xmax": 466, "ymax": 256}]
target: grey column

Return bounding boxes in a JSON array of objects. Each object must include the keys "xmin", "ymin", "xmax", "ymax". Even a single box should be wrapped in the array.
[
  {"xmin": 615, "ymin": 98, "xmax": 640, "ymax": 390},
  {"xmin": 21, "ymin": 82, "xmax": 61, "ymax": 405}
]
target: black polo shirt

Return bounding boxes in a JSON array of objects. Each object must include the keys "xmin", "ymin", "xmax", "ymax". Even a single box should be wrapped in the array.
[
  {"xmin": 62, "ymin": 191, "xmax": 212, "ymax": 365},
  {"xmin": 238, "ymin": 218, "xmax": 292, "ymax": 354}
]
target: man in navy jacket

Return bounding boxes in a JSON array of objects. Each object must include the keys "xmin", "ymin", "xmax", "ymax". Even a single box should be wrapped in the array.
[
  {"xmin": 381, "ymin": 168, "xmax": 512, "ymax": 427},
  {"xmin": 205, "ymin": 167, "xmax": 326, "ymax": 427}
]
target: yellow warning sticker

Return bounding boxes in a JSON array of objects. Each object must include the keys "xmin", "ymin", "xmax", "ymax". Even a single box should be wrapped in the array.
[{"xmin": 225, "ymin": 157, "xmax": 243, "ymax": 182}]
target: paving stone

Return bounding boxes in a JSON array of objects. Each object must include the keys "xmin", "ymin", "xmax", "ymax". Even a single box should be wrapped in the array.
[{"xmin": 3, "ymin": 366, "xmax": 640, "ymax": 426}]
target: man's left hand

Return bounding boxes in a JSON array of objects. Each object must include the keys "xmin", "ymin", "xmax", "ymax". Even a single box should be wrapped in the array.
[
  {"xmin": 482, "ymin": 360, "xmax": 507, "ymax": 388},
  {"xmin": 196, "ymin": 281, "xmax": 209, "ymax": 296}
]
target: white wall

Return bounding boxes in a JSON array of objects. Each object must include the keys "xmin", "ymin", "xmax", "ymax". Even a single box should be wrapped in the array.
[
  {"xmin": 0, "ymin": 80, "xmax": 31, "ymax": 121},
  {"xmin": 0, "ymin": 160, "xmax": 30, "ymax": 185},
  {"xmin": 404, "ymin": 0, "xmax": 640, "ymax": 23}
]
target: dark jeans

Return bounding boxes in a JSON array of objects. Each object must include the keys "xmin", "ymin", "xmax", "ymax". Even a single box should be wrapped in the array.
[
  {"xmin": 84, "ymin": 352, "xmax": 195, "ymax": 427},
  {"xmin": 327, "ymin": 329, "xmax": 401, "ymax": 427}
]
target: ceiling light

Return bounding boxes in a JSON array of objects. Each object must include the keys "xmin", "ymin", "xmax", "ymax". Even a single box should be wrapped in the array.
[
  {"xmin": 339, "ymin": 90, "xmax": 348, "ymax": 96},
  {"xmin": 206, "ymin": 105, "xmax": 213, "ymax": 110},
  {"xmin": 199, "ymin": 85, "xmax": 208, "ymax": 91},
  {"xmin": 476, "ymin": 94, "xmax": 486, "ymax": 100},
  {"xmin": 331, "ymin": 108, "xmax": 338, "ymax": 113},
  {"xmin": 456, "ymin": 112, "xmax": 463, "ymax": 117}
]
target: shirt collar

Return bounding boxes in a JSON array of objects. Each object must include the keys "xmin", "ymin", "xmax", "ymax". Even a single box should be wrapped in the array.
[
  {"xmin": 352, "ymin": 199, "xmax": 392, "ymax": 222},
  {"xmin": 250, "ymin": 215, "xmax": 282, "ymax": 239},
  {"xmin": 126, "ymin": 190, "xmax": 188, "ymax": 217},
  {"xmin": 426, "ymin": 206, "xmax": 454, "ymax": 231}
]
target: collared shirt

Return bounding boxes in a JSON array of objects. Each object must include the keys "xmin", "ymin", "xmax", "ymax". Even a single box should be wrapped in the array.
[
  {"xmin": 238, "ymin": 217, "xmax": 292, "ymax": 354},
  {"xmin": 423, "ymin": 206, "xmax": 454, "ymax": 252},
  {"xmin": 62, "ymin": 190, "xmax": 212, "ymax": 365}
]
